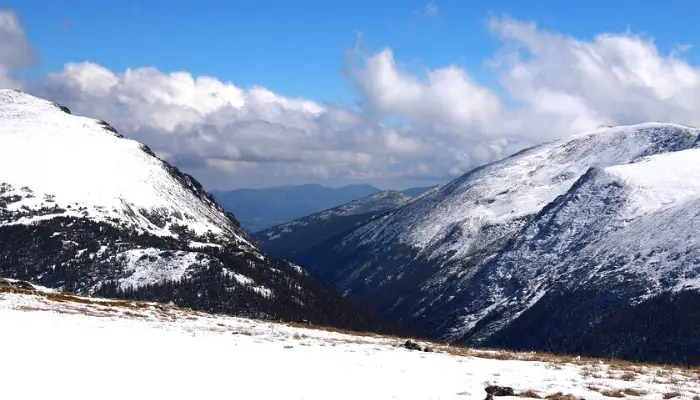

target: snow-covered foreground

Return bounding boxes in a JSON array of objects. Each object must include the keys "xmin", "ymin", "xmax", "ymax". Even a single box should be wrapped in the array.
[{"xmin": 1, "ymin": 281, "xmax": 698, "ymax": 400}]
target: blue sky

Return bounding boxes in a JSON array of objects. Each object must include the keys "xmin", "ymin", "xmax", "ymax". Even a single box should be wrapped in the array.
[
  {"xmin": 11, "ymin": 0, "xmax": 699, "ymax": 103},
  {"xmin": 2, "ymin": 1, "xmax": 700, "ymax": 189}
]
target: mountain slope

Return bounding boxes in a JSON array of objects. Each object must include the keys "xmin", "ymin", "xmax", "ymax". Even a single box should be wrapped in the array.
[
  {"xmin": 401, "ymin": 185, "xmax": 439, "ymax": 197},
  {"xmin": 0, "ymin": 89, "xmax": 247, "ymax": 243},
  {"xmin": 0, "ymin": 89, "xmax": 399, "ymax": 332},
  {"xmin": 212, "ymin": 183, "xmax": 381, "ymax": 232},
  {"xmin": 254, "ymin": 190, "xmax": 416, "ymax": 259},
  {"xmin": 294, "ymin": 122, "xmax": 700, "ymax": 363}
]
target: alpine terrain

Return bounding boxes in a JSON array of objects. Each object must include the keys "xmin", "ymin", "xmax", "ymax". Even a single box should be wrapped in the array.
[
  {"xmin": 292, "ymin": 123, "xmax": 700, "ymax": 364},
  {"xmin": 0, "ymin": 89, "xmax": 397, "ymax": 332},
  {"xmin": 255, "ymin": 187, "xmax": 439, "ymax": 260}
]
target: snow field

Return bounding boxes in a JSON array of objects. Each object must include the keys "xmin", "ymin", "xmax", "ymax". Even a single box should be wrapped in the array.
[{"xmin": 1, "ymin": 285, "xmax": 698, "ymax": 400}]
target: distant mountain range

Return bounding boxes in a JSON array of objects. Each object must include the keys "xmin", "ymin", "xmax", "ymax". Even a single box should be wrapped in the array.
[{"xmin": 212, "ymin": 184, "xmax": 437, "ymax": 232}]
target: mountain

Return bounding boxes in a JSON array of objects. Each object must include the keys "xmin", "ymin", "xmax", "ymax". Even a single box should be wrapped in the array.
[
  {"xmin": 211, "ymin": 183, "xmax": 382, "ymax": 232},
  {"xmin": 6, "ymin": 277, "xmax": 700, "ymax": 400},
  {"xmin": 0, "ymin": 89, "xmax": 401, "ymax": 333},
  {"xmin": 292, "ymin": 122, "xmax": 700, "ymax": 364},
  {"xmin": 254, "ymin": 189, "xmax": 427, "ymax": 260},
  {"xmin": 400, "ymin": 185, "xmax": 439, "ymax": 197}
]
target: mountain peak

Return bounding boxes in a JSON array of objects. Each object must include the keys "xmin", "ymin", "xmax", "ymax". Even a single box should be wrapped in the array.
[{"xmin": 0, "ymin": 90, "xmax": 250, "ymax": 244}]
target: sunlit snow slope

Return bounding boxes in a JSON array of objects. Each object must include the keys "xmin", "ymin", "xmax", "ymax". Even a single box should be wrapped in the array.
[
  {"xmin": 344, "ymin": 123, "xmax": 700, "ymax": 257},
  {"xmin": 0, "ymin": 89, "xmax": 248, "ymax": 243}
]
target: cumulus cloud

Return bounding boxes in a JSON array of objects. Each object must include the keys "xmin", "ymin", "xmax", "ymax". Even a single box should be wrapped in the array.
[
  {"xmin": 351, "ymin": 49, "xmax": 504, "ymax": 134},
  {"xmin": 350, "ymin": 16, "xmax": 700, "ymax": 152},
  {"xmin": 2, "ymin": 9, "xmax": 700, "ymax": 189},
  {"xmin": 488, "ymin": 16, "xmax": 700, "ymax": 132},
  {"xmin": 0, "ymin": 10, "xmax": 34, "ymax": 89},
  {"xmin": 34, "ymin": 61, "xmax": 448, "ymax": 188}
]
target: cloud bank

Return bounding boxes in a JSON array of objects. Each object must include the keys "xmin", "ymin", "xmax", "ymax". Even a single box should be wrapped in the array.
[{"xmin": 2, "ymin": 10, "xmax": 700, "ymax": 189}]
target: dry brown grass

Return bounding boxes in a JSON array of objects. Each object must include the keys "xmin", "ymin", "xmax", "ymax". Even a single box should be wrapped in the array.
[
  {"xmin": 517, "ymin": 389, "xmax": 542, "ymax": 398},
  {"xmin": 663, "ymin": 392, "xmax": 682, "ymax": 399},
  {"xmin": 122, "ymin": 311, "xmax": 147, "ymax": 319},
  {"xmin": 580, "ymin": 366, "xmax": 594, "ymax": 378},
  {"xmin": 544, "ymin": 394, "xmax": 564, "ymax": 399},
  {"xmin": 618, "ymin": 371, "xmax": 637, "ymax": 381},
  {"xmin": 430, "ymin": 342, "xmax": 692, "ymax": 377},
  {"xmin": 544, "ymin": 393, "xmax": 582, "ymax": 400},
  {"xmin": 15, "ymin": 305, "xmax": 45, "ymax": 312},
  {"xmin": 284, "ymin": 321, "xmax": 384, "ymax": 338},
  {"xmin": 621, "ymin": 388, "xmax": 648, "ymax": 396},
  {"xmin": 601, "ymin": 389, "xmax": 625, "ymax": 398}
]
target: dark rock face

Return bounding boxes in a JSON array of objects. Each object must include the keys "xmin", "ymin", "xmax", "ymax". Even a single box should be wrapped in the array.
[
  {"xmin": 485, "ymin": 386, "xmax": 514, "ymax": 396},
  {"xmin": 0, "ymin": 279, "xmax": 34, "ymax": 291},
  {"xmin": 401, "ymin": 339, "xmax": 434, "ymax": 352},
  {"xmin": 403, "ymin": 340, "xmax": 423, "ymax": 351}
]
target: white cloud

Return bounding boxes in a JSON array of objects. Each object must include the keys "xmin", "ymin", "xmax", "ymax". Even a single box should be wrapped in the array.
[
  {"xmin": 351, "ymin": 49, "xmax": 504, "ymax": 134},
  {"xmin": 351, "ymin": 16, "xmax": 700, "ymax": 151},
  {"xmin": 35, "ymin": 61, "xmax": 449, "ymax": 189},
  {"xmin": 488, "ymin": 16, "xmax": 700, "ymax": 132},
  {"xmin": 2, "ymin": 9, "xmax": 700, "ymax": 189},
  {"xmin": 0, "ymin": 10, "xmax": 34, "ymax": 89}
]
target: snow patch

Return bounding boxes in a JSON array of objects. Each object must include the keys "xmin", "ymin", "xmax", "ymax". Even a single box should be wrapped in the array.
[{"xmin": 115, "ymin": 248, "xmax": 213, "ymax": 289}]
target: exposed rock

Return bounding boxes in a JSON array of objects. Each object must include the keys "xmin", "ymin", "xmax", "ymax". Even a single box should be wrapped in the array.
[
  {"xmin": 485, "ymin": 385, "xmax": 515, "ymax": 396},
  {"xmin": 0, "ymin": 279, "xmax": 34, "ymax": 291},
  {"xmin": 403, "ymin": 339, "xmax": 423, "ymax": 351}
]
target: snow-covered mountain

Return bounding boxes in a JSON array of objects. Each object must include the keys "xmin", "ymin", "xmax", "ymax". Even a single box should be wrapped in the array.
[
  {"xmin": 254, "ymin": 188, "xmax": 438, "ymax": 260},
  {"xmin": 0, "ymin": 89, "xmax": 396, "ymax": 331},
  {"xmin": 0, "ymin": 89, "xmax": 249, "ymax": 244},
  {"xmin": 293, "ymin": 122, "xmax": 700, "ymax": 364}
]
